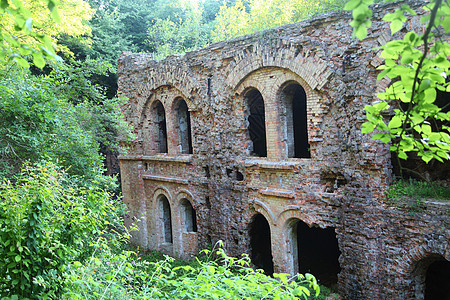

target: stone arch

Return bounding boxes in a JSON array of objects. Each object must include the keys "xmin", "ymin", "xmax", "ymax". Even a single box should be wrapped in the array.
[
  {"xmin": 152, "ymin": 100, "xmax": 168, "ymax": 153},
  {"xmin": 234, "ymin": 67, "xmax": 324, "ymax": 160},
  {"xmin": 137, "ymin": 85, "xmax": 193, "ymax": 130},
  {"xmin": 175, "ymin": 189, "xmax": 198, "ymax": 233},
  {"xmin": 250, "ymin": 199, "xmax": 276, "ymax": 226},
  {"xmin": 394, "ymin": 242, "xmax": 450, "ymax": 299},
  {"xmin": 276, "ymin": 80, "xmax": 310, "ymax": 158},
  {"xmin": 172, "ymin": 97, "xmax": 193, "ymax": 154},
  {"xmin": 243, "ymin": 87, "xmax": 267, "ymax": 157},
  {"xmin": 226, "ymin": 40, "xmax": 332, "ymax": 92},
  {"xmin": 152, "ymin": 188, "xmax": 174, "ymax": 246},
  {"xmin": 276, "ymin": 206, "xmax": 316, "ymax": 226}
]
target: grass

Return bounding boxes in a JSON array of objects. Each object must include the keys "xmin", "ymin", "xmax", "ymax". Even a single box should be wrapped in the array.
[{"xmin": 385, "ymin": 179, "xmax": 450, "ymax": 201}]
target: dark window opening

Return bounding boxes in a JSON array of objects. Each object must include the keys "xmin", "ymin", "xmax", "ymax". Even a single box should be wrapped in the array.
[
  {"xmin": 249, "ymin": 214, "xmax": 274, "ymax": 276},
  {"xmin": 181, "ymin": 199, "xmax": 197, "ymax": 232},
  {"xmin": 246, "ymin": 89, "xmax": 267, "ymax": 157},
  {"xmin": 226, "ymin": 168, "xmax": 233, "ymax": 177},
  {"xmin": 155, "ymin": 101, "xmax": 167, "ymax": 153},
  {"xmin": 205, "ymin": 196, "xmax": 211, "ymax": 209},
  {"xmin": 280, "ymin": 83, "xmax": 310, "ymax": 158},
  {"xmin": 296, "ymin": 222, "xmax": 340, "ymax": 288},
  {"xmin": 425, "ymin": 259, "xmax": 450, "ymax": 299},
  {"xmin": 176, "ymin": 99, "xmax": 193, "ymax": 154},
  {"xmin": 160, "ymin": 195, "xmax": 173, "ymax": 243},
  {"xmin": 236, "ymin": 170, "xmax": 244, "ymax": 181},
  {"xmin": 204, "ymin": 166, "xmax": 210, "ymax": 178}
]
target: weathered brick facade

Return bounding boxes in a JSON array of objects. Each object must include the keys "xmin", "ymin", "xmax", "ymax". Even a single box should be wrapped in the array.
[{"xmin": 117, "ymin": 2, "xmax": 449, "ymax": 298}]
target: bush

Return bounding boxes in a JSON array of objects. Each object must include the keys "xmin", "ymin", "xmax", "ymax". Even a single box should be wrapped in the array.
[
  {"xmin": 0, "ymin": 163, "xmax": 126, "ymax": 299},
  {"xmin": 64, "ymin": 241, "xmax": 320, "ymax": 300}
]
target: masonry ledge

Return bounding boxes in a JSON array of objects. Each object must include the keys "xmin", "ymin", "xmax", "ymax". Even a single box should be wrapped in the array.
[
  {"xmin": 142, "ymin": 174, "xmax": 189, "ymax": 184},
  {"xmin": 119, "ymin": 154, "xmax": 193, "ymax": 163},
  {"xmin": 244, "ymin": 158, "xmax": 312, "ymax": 169},
  {"xmin": 259, "ymin": 188, "xmax": 295, "ymax": 199}
]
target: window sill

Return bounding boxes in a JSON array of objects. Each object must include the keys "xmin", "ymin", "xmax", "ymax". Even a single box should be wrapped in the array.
[{"xmin": 119, "ymin": 154, "xmax": 193, "ymax": 163}]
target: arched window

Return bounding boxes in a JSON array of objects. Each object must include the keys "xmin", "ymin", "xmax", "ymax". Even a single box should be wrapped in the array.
[
  {"xmin": 245, "ymin": 89, "xmax": 267, "ymax": 157},
  {"xmin": 154, "ymin": 101, "xmax": 167, "ymax": 153},
  {"xmin": 279, "ymin": 83, "xmax": 310, "ymax": 158},
  {"xmin": 159, "ymin": 195, "xmax": 172, "ymax": 243},
  {"xmin": 175, "ymin": 99, "xmax": 193, "ymax": 154},
  {"xmin": 249, "ymin": 214, "xmax": 273, "ymax": 275},
  {"xmin": 181, "ymin": 199, "xmax": 197, "ymax": 232}
]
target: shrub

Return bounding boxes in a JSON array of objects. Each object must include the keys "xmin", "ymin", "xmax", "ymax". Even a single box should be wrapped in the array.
[
  {"xmin": 0, "ymin": 162, "xmax": 126, "ymax": 299},
  {"xmin": 63, "ymin": 241, "xmax": 320, "ymax": 300}
]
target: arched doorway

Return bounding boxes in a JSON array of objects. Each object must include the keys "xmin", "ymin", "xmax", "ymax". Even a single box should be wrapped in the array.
[
  {"xmin": 249, "ymin": 214, "xmax": 273, "ymax": 275},
  {"xmin": 279, "ymin": 83, "xmax": 310, "ymax": 158},
  {"xmin": 245, "ymin": 89, "xmax": 267, "ymax": 157},
  {"xmin": 290, "ymin": 221, "xmax": 340, "ymax": 288},
  {"xmin": 421, "ymin": 258, "xmax": 450, "ymax": 299},
  {"xmin": 159, "ymin": 195, "xmax": 173, "ymax": 243}
]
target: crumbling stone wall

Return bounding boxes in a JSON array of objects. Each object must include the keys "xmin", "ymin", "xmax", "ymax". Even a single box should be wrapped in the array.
[{"xmin": 117, "ymin": 1, "xmax": 449, "ymax": 298}]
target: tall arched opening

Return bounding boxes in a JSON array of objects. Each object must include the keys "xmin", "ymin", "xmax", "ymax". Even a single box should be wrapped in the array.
[
  {"xmin": 425, "ymin": 259, "xmax": 450, "ymax": 299},
  {"xmin": 175, "ymin": 98, "xmax": 193, "ymax": 154},
  {"xmin": 279, "ymin": 83, "xmax": 310, "ymax": 158},
  {"xmin": 245, "ymin": 89, "xmax": 267, "ymax": 157},
  {"xmin": 181, "ymin": 199, "xmax": 197, "ymax": 232},
  {"xmin": 414, "ymin": 255, "xmax": 450, "ymax": 299},
  {"xmin": 159, "ymin": 195, "xmax": 173, "ymax": 243},
  {"xmin": 154, "ymin": 101, "xmax": 168, "ymax": 153},
  {"xmin": 249, "ymin": 214, "xmax": 273, "ymax": 275},
  {"xmin": 291, "ymin": 221, "xmax": 340, "ymax": 288}
]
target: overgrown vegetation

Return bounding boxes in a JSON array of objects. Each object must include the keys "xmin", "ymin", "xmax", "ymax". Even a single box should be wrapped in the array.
[
  {"xmin": 386, "ymin": 179, "xmax": 450, "ymax": 201},
  {"xmin": 350, "ymin": 0, "xmax": 450, "ymax": 164},
  {"xmin": 0, "ymin": 165, "xmax": 320, "ymax": 298},
  {"xmin": 0, "ymin": 163, "xmax": 126, "ymax": 298},
  {"xmin": 64, "ymin": 241, "xmax": 320, "ymax": 299}
]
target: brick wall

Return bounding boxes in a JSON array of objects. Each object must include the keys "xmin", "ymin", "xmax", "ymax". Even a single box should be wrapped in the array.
[{"xmin": 117, "ymin": 1, "xmax": 449, "ymax": 298}]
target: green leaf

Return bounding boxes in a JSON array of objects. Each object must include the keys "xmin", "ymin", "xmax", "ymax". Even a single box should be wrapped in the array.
[
  {"xmin": 344, "ymin": 0, "xmax": 362, "ymax": 11},
  {"xmin": 390, "ymin": 19, "xmax": 403, "ymax": 34},
  {"xmin": 15, "ymin": 255, "xmax": 21, "ymax": 262},
  {"xmin": 355, "ymin": 25, "xmax": 368, "ymax": 40},
  {"xmin": 15, "ymin": 57, "xmax": 30, "ymax": 68},
  {"xmin": 32, "ymin": 53, "xmax": 45, "ymax": 69},
  {"xmin": 388, "ymin": 116, "xmax": 402, "ymax": 129}
]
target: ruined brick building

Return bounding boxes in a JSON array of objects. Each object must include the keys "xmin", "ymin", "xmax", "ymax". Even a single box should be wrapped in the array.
[{"xmin": 117, "ymin": 2, "xmax": 449, "ymax": 299}]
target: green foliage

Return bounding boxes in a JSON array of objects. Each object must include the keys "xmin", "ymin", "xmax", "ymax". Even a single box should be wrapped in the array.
[
  {"xmin": 212, "ymin": 0, "xmax": 348, "ymax": 42},
  {"xmin": 0, "ymin": 64, "xmax": 132, "ymax": 180},
  {"xmin": 63, "ymin": 241, "xmax": 320, "ymax": 299},
  {"xmin": 385, "ymin": 178, "xmax": 450, "ymax": 201},
  {"xmin": 147, "ymin": 0, "xmax": 211, "ymax": 59},
  {"xmin": 346, "ymin": 0, "xmax": 450, "ymax": 163},
  {"xmin": 0, "ymin": 162, "xmax": 127, "ymax": 298},
  {"xmin": 0, "ymin": 0, "xmax": 60, "ymax": 69}
]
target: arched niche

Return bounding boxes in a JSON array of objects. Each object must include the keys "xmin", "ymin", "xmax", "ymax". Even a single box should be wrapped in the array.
[
  {"xmin": 244, "ymin": 88, "xmax": 267, "ymax": 157},
  {"xmin": 278, "ymin": 81, "xmax": 310, "ymax": 158},
  {"xmin": 173, "ymin": 97, "xmax": 193, "ymax": 154},
  {"xmin": 180, "ymin": 198, "xmax": 197, "ymax": 232},
  {"xmin": 158, "ymin": 194, "xmax": 173, "ymax": 243},
  {"xmin": 153, "ymin": 100, "xmax": 168, "ymax": 153}
]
